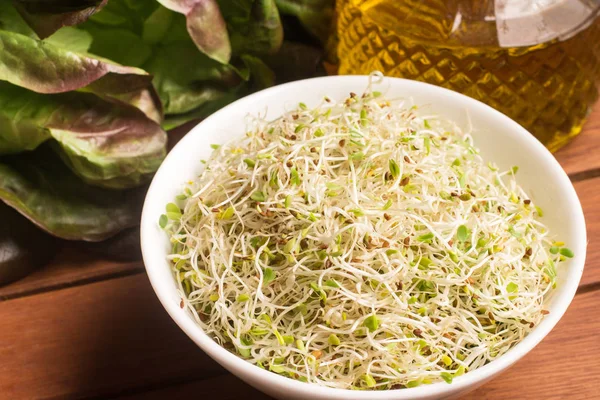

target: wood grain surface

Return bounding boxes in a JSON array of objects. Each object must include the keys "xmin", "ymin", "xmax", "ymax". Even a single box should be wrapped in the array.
[
  {"xmin": 555, "ymin": 101, "xmax": 600, "ymax": 178},
  {"xmin": 0, "ymin": 275, "xmax": 224, "ymax": 399},
  {"xmin": 0, "ymin": 103, "xmax": 599, "ymax": 399},
  {"xmin": 575, "ymin": 177, "xmax": 600, "ymax": 289},
  {"xmin": 118, "ymin": 374, "xmax": 271, "ymax": 400},
  {"xmin": 0, "ymin": 244, "xmax": 142, "ymax": 301}
]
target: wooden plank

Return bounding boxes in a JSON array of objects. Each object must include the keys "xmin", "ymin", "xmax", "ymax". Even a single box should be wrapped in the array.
[
  {"xmin": 120, "ymin": 289, "xmax": 600, "ymax": 400},
  {"xmin": 0, "ymin": 244, "xmax": 143, "ymax": 301},
  {"xmin": 574, "ymin": 177, "xmax": 600, "ymax": 287},
  {"xmin": 1, "ymin": 272, "xmax": 598, "ymax": 399},
  {"xmin": 0, "ymin": 274, "xmax": 224, "ymax": 400},
  {"xmin": 119, "ymin": 374, "xmax": 271, "ymax": 400},
  {"xmin": 555, "ymin": 101, "xmax": 600, "ymax": 176}
]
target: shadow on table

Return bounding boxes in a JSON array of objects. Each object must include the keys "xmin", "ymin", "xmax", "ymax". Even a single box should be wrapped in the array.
[{"xmin": 68, "ymin": 273, "xmax": 270, "ymax": 398}]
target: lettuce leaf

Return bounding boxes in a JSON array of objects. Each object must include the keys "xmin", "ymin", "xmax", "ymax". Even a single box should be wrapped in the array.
[
  {"xmin": 275, "ymin": 0, "xmax": 333, "ymax": 42},
  {"xmin": 0, "ymin": 30, "xmax": 152, "ymax": 95},
  {"xmin": 219, "ymin": 0, "xmax": 283, "ymax": 56},
  {"xmin": 44, "ymin": 26, "xmax": 93, "ymax": 52},
  {"xmin": 264, "ymin": 41, "xmax": 324, "ymax": 82},
  {"xmin": 0, "ymin": 3, "xmax": 164, "ymax": 122},
  {"xmin": 144, "ymin": 40, "xmax": 242, "ymax": 115},
  {"xmin": 156, "ymin": 0, "xmax": 231, "ymax": 64},
  {"xmin": 0, "ymin": 0, "xmax": 314, "ymax": 248},
  {"xmin": 0, "ymin": 145, "xmax": 146, "ymax": 241},
  {"xmin": 11, "ymin": 0, "xmax": 107, "ymax": 39},
  {"xmin": 0, "ymin": 202, "xmax": 57, "ymax": 286},
  {"xmin": 111, "ymin": 88, "xmax": 164, "ymax": 124},
  {"xmin": 0, "ymin": 1, "xmax": 37, "ymax": 37},
  {"xmin": 75, "ymin": 0, "xmax": 283, "ymax": 126},
  {"xmin": 0, "ymin": 81, "xmax": 167, "ymax": 189}
]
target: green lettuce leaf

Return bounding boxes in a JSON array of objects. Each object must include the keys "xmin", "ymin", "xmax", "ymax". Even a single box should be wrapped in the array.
[
  {"xmin": 111, "ymin": 88, "xmax": 164, "ymax": 124},
  {"xmin": 84, "ymin": 26, "xmax": 153, "ymax": 67},
  {"xmin": 74, "ymin": 2, "xmax": 243, "ymax": 120},
  {"xmin": 219, "ymin": 0, "xmax": 283, "ymax": 56},
  {"xmin": 0, "ymin": 29, "xmax": 152, "ymax": 94},
  {"xmin": 11, "ymin": 0, "xmax": 107, "ymax": 39},
  {"xmin": 142, "ymin": 5, "xmax": 174, "ymax": 45},
  {"xmin": 0, "ymin": 202, "xmax": 57, "ymax": 286},
  {"xmin": 0, "ymin": 81, "xmax": 167, "ymax": 189},
  {"xmin": 144, "ymin": 40, "xmax": 242, "ymax": 115},
  {"xmin": 0, "ymin": 1, "xmax": 37, "ymax": 37},
  {"xmin": 161, "ymin": 91, "xmax": 239, "ymax": 130},
  {"xmin": 0, "ymin": 145, "xmax": 146, "ymax": 241},
  {"xmin": 264, "ymin": 41, "xmax": 324, "ymax": 83},
  {"xmin": 241, "ymin": 54, "xmax": 276, "ymax": 89},
  {"xmin": 275, "ymin": 0, "xmax": 333, "ymax": 42},
  {"xmin": 71, "ymin": 0, "xmax": 284, "ymax": 127},
  {"xmin": 0, "ymin": 2, "xmax": 162, "ymax": 122},
  {"xmin": 156, "ymin": 0, "xmax": 231, "ymax": 64},
  {"xmin": 44, "ymin": 26, "xmax": 93, "ymax": 52}
]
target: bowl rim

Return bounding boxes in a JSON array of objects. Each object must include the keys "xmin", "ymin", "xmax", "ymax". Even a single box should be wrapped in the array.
[{"xmin": 141, "ymin": 75, "xmax": 587, "ymax": 399}]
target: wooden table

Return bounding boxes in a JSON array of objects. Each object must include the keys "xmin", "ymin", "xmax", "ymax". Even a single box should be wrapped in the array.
[{"xmin": 2, "ymin": 104, "xmax": 600, "ymax": 400}]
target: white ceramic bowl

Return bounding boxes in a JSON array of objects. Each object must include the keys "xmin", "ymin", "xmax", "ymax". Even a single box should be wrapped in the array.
[{"xmin": 141, "ymin": 75, "xmax": 586, "ymax": 400}]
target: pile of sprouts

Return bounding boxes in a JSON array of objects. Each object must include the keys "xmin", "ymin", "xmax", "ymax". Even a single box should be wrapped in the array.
[{"xmin": 161, "ymin": 73, "xmax": 573, "ymax": 390}]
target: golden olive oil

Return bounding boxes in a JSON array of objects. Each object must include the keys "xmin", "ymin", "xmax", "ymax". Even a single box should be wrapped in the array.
[{"xmin": 329, "ymin": 0, "xmax": 600, "ymax": 151}]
